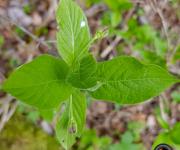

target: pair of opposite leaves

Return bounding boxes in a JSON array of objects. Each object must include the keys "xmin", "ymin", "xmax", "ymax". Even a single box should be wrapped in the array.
[
  {"xmin": 2, "ymin": 0, "xmax": 179, "ymax": 149},
  {"xmin": 2, "ymin": 54, "xmax": 178, "ymax": 109}
]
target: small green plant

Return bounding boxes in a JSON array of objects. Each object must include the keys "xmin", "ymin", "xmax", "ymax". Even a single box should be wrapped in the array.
[
  {"xmin": 23, "ymin": 4, "xmax": 32, "ymax": 14},
  {"xmin": 100, "ymin": 0, "xmax": 167, "ymax": 67},
  {"xmin": 15, "ymin": 27, "xmax": 25, "ymax": 38},
  {"xmin": 153, "ymin": 105, "xmax": 180, "ymax": 149},
  {"xmin": 152, "ymin": 123, "xmax": 180, "ymax": 150},
  {"xmin": 2, "ymin": 0, "xmax": 179, "ymax": 149},
  {"xmin": 102, "ymin": 0, "xmax": 132, "ymax": 27},
  {"xmin": 77, "ymin": 129, "xmax": 111, "ymax": 150},
  {"xmin": 109, "ymin": 131, "xmax": 145, "ymax": 150},
  {"xmin": 171, "ymin": 91, "xmax": 180, "ymax": 103}
]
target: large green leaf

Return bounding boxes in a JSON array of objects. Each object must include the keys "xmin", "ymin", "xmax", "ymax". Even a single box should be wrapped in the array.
[
  {"xmin": 2, "ymin": 54, "xmax": 72, "ymax": 109},
  {"xmin": 67, "ymin": 54, "xmax": 97, "ymax": 89},
  {"xmin": 56, "ymin": 89, "xmax": 86, "ymax": 149},
  {"xmin": 90, "ymin": 56, "xmax": 178, "ymax": 104},
  {"xmin": 56, "ymin": 0, "xmax": 91, "ymax": 65}
]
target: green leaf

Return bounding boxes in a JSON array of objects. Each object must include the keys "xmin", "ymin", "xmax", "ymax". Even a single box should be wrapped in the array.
[
  {"xmin": 104, "ymin": 0, "xmax": 132, "ymax": 12},
  {"xmin": 0, "ymin": 35, "xmax": 4, "ymax": 47},
  {"xmin": 90, "ymin": 56, "xmax": 178, "ymax": 104},
  {"xmin": 79, "ymin": 129, "xmax": 112, "ymax": 150},
  {"xmin": 2, "ymin": 54, "xmax": 72, "ymax": 109},
  {"xmin": 139, "ymin": 51, "xmax": 166, "ymax": 68},
  {"xmin": 127, "ymin": 121, "xmax": 146, "ymax": 141},
  {"xmin": 56, "ymin": 0, "xmax": 91, "ymax": 65},
  {"xmin": 67, "ymin": 54, "xmax": 97, "ymax": 89},
  {"xmin": 121, "ymin": 131, "xmax": 134, "ymax": 143},
  {"xmin": 111, "ymin": 12, "xmax": 121, "ymax": 27},
  {"xmin": 39, "ymin": 109, "xmax": 57, "ymax": 122},
  {"xmin": 109, "ymin": 131, "xmax": 145, "ymax": 150},
  {"xmin": 170, "ymin": 123, "xmax": 180, "ymax": 144},
  {"xmin": 156, "ymin": 114, "xmax": 170, "ymax": 130},
  {"xmin": 152, "ymin": 132, "xmax": 180, "ymax": 150},
  {"xmin": 171, "ymin": 91, "xmax": 180, "ymax": 103},
  {"xmin": 172, "ymin": 45, "xmax": 180, "ymax": 63},
  {"xmin": 154, "ymin": 106, "xmax": 170, "ymax": 130},
  {"xmin": 56, "ymin": 89, "xmax": 86, "ymax": 149}
]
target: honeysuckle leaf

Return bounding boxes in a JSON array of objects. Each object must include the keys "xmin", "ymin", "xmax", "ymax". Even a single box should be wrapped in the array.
[
  {"xmin": 2, "ymin": 54, "xmax": 72, "ymax": 109},
  {"xmin": 90, "ymin": 56, "xmax": 178, "ymax": 104},
  {"xmin": 56, "ymin": 0, "xmax": 91, "ymax": 65},
  {"xmin": 67, "ymin": 54, "xmax": 97, "ymax": 89},
  {"xmin": 56, "ymin": 89, "xmax": 86, "ymax": 149}
]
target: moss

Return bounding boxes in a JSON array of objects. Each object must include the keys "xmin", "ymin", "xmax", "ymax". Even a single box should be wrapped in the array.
[{"xmin": 0, "ymin": 113, "xmax": 62, "ymax": 150}]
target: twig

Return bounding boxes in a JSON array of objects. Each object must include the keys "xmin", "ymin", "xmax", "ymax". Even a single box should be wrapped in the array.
[
  {"xmin": 101, "ymin": 5, "xmax": 137, "ymax": 58},
  {"xmin": 101, "ymin": 36, "xmax": 122, "ymax": 58},
  {"xmin": 85, "ymin": 4, "xmax": 107, "ymax": 18},
  {"xmin": 156, "ymin": 8, "xmax": 171, "ymax": 58},
  {"xmin": 0, "ymin": 72, "xmax": 5, "ymax": 85},
  {"xmin": 148, "ymin": 0, "xmax": 171, "ymax": 61},
  {"xmin": 41, "ymin": 0, "xmax": 58, "ymax": 26},
  {"xmin": 159, "ymin": 95, "xmax": 169, "ymax": 124},
  {"xmin": 0, "ymin": 95, "xmax": 18, "ymax": 132},
  {"xmin": 167, "ymin": 37, "xmax": 180, "ymax": 66},
  {"xmin": 0, "ymin": 15, "xmax": 50, "ymax": 49}
]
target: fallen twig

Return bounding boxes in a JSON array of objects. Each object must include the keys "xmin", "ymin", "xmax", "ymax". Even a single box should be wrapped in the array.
[
  {"xmin": 85, "ymin": 4, "xmax": 107, "ymax": 18},
  {"xmin": 101, "ymin": 36, "xmax": 122, "ymax": 58}
]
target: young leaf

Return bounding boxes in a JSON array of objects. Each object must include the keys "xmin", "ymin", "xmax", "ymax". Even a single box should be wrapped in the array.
[
  {"xmin": 67, "ymin": 54, "xmax": 97, "ymax": 89},
  {"xmin": 56, "ymin": 0, "xmax": 91, "ymax": 65},
  {"xmin": 2, "ymin": 54, "xmax": 72, "ymax": 109},
  {"xmin": 90, "ymin": 56, "xmax": 178, "ymax": 104},
  {"xmin": 56, "ymin": 89, "xmax": 86, "ymax": 149}
]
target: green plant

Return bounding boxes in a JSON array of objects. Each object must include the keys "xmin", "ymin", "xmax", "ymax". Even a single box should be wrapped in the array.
[
  {"xmin": 102, "ymin": 0, "xmax": 132, "ymax": 27},
  {"xmin": 86, "ymin": 0, "xmax": 102, "ymax": 7},
  {"xmin": 118, "ymin": 18, "xmax": 167, "ymax": 65},
  {"xmin": 100, "ymin": 1, "xmax": 168, "ymax": 67},
  {"xmin": 155, "ymin": 107, "xmax": 170, "ymax": 130},
  {"xmin": 15, "ymin": 27, "xmax": 25, "ymax": 38},
  {"xmin": 152, "ymin": 123, "xmax": 180, "ymax": 150},
  {"xmin": 23, "ymin": 4, "xmax": 32, "ymax": 14},
  {"xmin": 171, "ymin": 91, "xmax": 180, "ymax": 103},
  {"xmin": 109, "ymin": 131, "xmax": 145, "ymax": 150},
  {"xmin": 127, "ymin": 121, "xmax": 145, "ymax": 141},
  {"xmin": 0, "ymin": 35, "xmax": 4, "ymax": 47},
  {"xmin": 77, "ymin": 129, "xmax": 111, "ymax": 150},
  {"xmin": 2, "ymin": 0, "xmax": 179, "ymax": 149}
]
